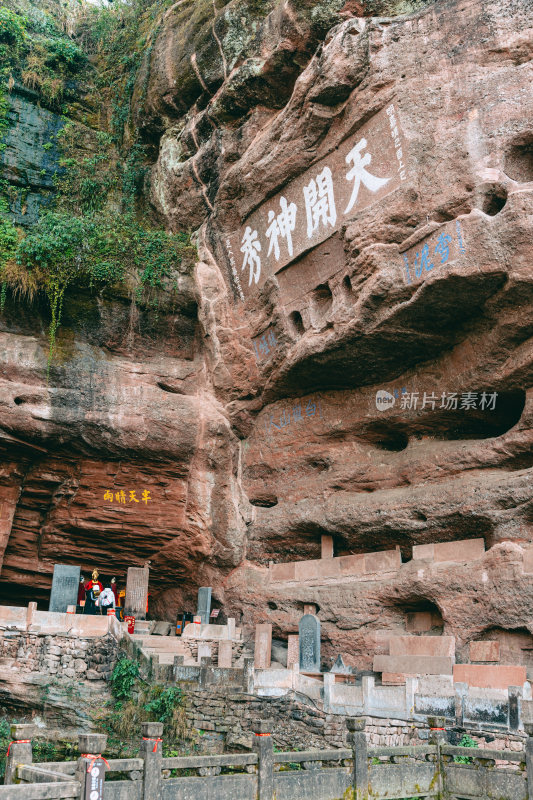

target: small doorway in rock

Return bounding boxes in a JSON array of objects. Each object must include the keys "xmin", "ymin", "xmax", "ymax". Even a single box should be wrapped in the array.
[{"xmin": 403, "ymin": 600, "xmax": 444, "ymax": 635}]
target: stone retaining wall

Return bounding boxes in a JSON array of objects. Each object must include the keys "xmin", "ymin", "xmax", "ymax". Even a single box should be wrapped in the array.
[
  {"xmin": 0, "ymin": 631, "xmax": 118, "ymax": 681},
  {"xmin": 182, "ymin": 688, "xmax": 430, "ymax": 750},
  {"xmin": 183, "ymin": 688, "xmax": 528, "ymax": 753}
]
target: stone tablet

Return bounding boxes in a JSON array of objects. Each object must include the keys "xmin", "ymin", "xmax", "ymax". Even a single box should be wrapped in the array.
[
  {"xmin": 254, "ymin": 623, "xmax": 272, "ymax": 669},
  {"xmin": 197, "ymin": 587, "xmax": 212, "ymax": 625},
  {"xmin": 218, "ymin": 640, "xmax": 233, "ymax": 668},
  {"xmin": 321, "ymin": 534, "xmax": 334, "ymax": 559},
  {"xmin": 287, "ymin": 635, "xmax": 299, "ymax": 669},
  {"xmin": 299, "ymin": 614, "xmax": 321, "ymax": 673},
  {"xmin": 124, "ymin": 566, "xmax": 149, "ymax": 620},
  {"xmin": 198, "ymin": 642, "xmax": 212, "ymax": 663},
  {"xmin": 49, "ymin": 564, "xmax": 80, "ymax": 613}
]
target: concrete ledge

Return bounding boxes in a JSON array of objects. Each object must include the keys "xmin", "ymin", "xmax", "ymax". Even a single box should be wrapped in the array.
[
  {"xmin": 389, "ymin": 636, "xmax": 455, "ymax": 658},
  {"xmin": 373, "ymin": 655, "xmax": 453, "ymax": 675},
  {"xmin": 412, "ymin": 537, "xmax": 485, "ymax": 563},
  {"xmin": 270, "ymin": 547, "xmax": 401, "ymax": 585}
]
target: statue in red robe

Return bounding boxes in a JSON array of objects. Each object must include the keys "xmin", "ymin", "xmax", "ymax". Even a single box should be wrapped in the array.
[{"xmin": 84, "ymin": 569, "xmax": 103, "ymax": 615}]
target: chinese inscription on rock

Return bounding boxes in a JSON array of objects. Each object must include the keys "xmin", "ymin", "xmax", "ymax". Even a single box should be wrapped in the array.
[
  {"xmin": 225, "ymin": 103, "xmax": 407, "ymax": 300},
  {"xmin": 401, "ymin": 220, "xmax": 467, "ymax": 286}
]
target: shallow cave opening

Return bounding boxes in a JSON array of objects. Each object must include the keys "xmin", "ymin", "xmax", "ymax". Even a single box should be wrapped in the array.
[
  {"xmin": 398, "ymin": 389, "xmax": 525, "ymax": 442},
  {"xmin": 396, "ymin": 599, "xmax": 444, "ymax": 635},
  {"xmin": 360, "ymin": 422, "xmax": 409, "ymax": 452},
  {"xmin": 312, "ymin": 283, "xmax": 333, "ymax": 317},
  {"xmin": 480, "ymin": 184, "xmax": 508, "ymax": 216},
  {"xmin": 342, "ymin": 274, "xmax": 353, "ymax": 297},
  {"xmin": 249, "ymin": 496, "xmax": 278, "ymax": 508},
  {"xmin": 0, "ymin": 580, "xmax": 50, "ymax": 610},
  {"xmin": 471, "ymin": 626, "xmax": 533, "ymax": 666},
  {"xmin": 504, "ymin": 134, "xmax": 533, "ymax": 183},
  {"xmin": 288, "ymin": 310, "xmax": 305, "ymax": 336}
]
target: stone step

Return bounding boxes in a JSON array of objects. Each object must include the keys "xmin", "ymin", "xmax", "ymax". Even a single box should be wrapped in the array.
[
  {"xmin": 131, "ymin": 621, "xmax": 154, "ymax": 634},
  {"xmin": 135, "ymin": 638, "xmax": 187, "ymax": 651},
  {"xmin": 143, "ymin": 646, "xmax": 188, "ymax": 658},
  {"xmin": 155, "ymin": 653, "xmax": 197, "ymax": 666}
]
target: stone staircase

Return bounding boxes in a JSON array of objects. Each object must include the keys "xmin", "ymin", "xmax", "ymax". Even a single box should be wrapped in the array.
[{"xmin": 131, "ymin": 633, "xmax": 196, "ymax": 666}]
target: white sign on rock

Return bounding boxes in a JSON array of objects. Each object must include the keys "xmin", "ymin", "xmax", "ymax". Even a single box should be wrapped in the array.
[{"xmin": 224, "ymin": 103, "xmax": 408, "ymax": 300}]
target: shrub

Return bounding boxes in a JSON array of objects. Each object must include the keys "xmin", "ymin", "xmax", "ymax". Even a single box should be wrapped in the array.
[
  {"xmin": 144, "ymin": 686, "xmax": 183, "ymax": 724},
  {"xmin": 0, "ymin": 197, "xmax": 19, "ymax": 310},
  {"xmin": 110, "ymin": 657, "xmax": 140, "ymax": 702},
  {"xmin": 13, "ymin": 210, "xmax": 191, "ymax": 370},
  {"xmin": 0, "ymin": 7, "xmax": 27, "ymax": 69},
  {"xmin": 0, "ymin": 718, "xmax": 10, "ymax": 780},
  {"xmin": 454, "ymin": 732, "xmax": 478, "ymax": 763}
]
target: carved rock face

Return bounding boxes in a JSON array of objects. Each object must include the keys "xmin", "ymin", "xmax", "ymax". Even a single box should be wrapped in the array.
[{"xmin": 1, "ymin": 0, "xmax": 533, "ymax": 669}]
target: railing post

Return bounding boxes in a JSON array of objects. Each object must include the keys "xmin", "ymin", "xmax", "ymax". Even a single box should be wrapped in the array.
[
  {"xmin": 252, "ymin": 719, "xmax": 273, "ymax": 800},
  {"xmin": 4, "ymin": 724, "xmax": 34, "ymax": 785},
  {"xmin": 75, "ymin": 733, "xmax": 107, "ymax": 800},
  {"xmin": 140, "ymin": 722, "xmax": 163, "ymax": 800},
  {"xmin": 454, "ymin": 682, "xmax": 467, "ymax": 728},
  {"xmin": 323, "ymin": 672, "xmax": 334, "ymax": 713},
  {"xmin": 428, "ymin": 716, "xmax": 447, "ymax": 800},
  {"xmin": 347, "ymin": 717, "xmax": 368, "ymax": 800},
  {"xmin": 243, "ymin": 656, "xmax": 254, "ymax": 693},
  {"xmin": 525, "ymin": 722, "xmax": 533, "ymax": 800}
]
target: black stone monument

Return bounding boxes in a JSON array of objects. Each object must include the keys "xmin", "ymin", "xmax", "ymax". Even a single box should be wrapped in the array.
[
  {"xmin": 196, "ymin": 587, "xmax": 212, "ymax": 625},
  {"xmin": 299, "ymin": 613, "xmax": 321, "ymax": 672},
  {"xmin": 49, "ymin": 564, "xmax": 81, "ymax": 613}
]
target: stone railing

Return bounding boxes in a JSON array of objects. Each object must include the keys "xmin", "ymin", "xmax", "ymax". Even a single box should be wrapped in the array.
[
  {"xmin": 2, "ymin": 717, "xmax": 533, "ymax": 800},
  {"xmin": 0, "ymin": 605, "xmax": 124, "ymax": 640},
  {"xmin": 269, "ymin": 546, "xmax": 402, "ymax": 584},
  {"xmin": 254, "ymin": 667, "xmax": 531, "ymax": 735},
  {"xmin": 269, "ymin": 537, "xmax": 487, "ymax": 585}
]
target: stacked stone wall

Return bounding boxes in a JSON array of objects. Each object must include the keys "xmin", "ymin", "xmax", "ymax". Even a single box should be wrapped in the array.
[
  {"xmin": 183, "ymin": 638, "xmax": 246, "ymax": 664},
  {"xmin": 182, "ymin": 689, "xmax": 528, "ymax": 752},
  {"xmin": 0, "ymin": 631, "xmax": 119, "ymax": 681},
  {"xmin": 183, "ymin": 689, "xmax": 429, "ymax": 750}
]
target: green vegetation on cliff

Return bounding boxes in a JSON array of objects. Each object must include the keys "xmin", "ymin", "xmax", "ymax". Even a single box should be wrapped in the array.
[
  {"xmin": 0, "ymin": 0, "xmax": 195, "ymax": 371},
  {"xmin": 95, "ymin": 657, "xmax": 190, "ymax": 756}
]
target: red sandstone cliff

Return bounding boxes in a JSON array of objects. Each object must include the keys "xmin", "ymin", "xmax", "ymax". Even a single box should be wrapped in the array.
[{"xmin": 1, "ymin": 0, "xmax": 532, "ymax": 665}]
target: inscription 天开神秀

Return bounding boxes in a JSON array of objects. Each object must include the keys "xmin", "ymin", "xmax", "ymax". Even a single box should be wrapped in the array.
[{"xmin": 224, "ymin": 103, "xmax": 407, "ymax": 300}]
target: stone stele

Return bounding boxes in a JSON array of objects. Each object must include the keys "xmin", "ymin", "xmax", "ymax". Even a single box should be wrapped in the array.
[
  {"xmin": 299, "ymin": 614, "xmax": 321, "ymax": 673},
  {"xmin": 49, "ymin": 564, "xmax": 81, "ymax": 613},
  {"xmin": 124, "ymin": 566, "xmax": 149, "ymax": 620}
]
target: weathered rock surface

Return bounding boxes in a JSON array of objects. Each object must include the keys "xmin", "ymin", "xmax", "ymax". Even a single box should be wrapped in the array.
[
  {"xmin": 1, "ymin": 0, "xmax": 533, "ymax": 672},
  {"xmin": 1, "ymin": 84, "xmax": 65, "ymax": 227}
]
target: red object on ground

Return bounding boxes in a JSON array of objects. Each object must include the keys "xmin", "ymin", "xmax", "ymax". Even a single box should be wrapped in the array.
[
  {"xmin": 107, "ymin": 608, "xmax": 116, "ymax": 616},
  {"xmin": 125, "ymin": 615, "xmax": 135, "ymax": 634}
]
